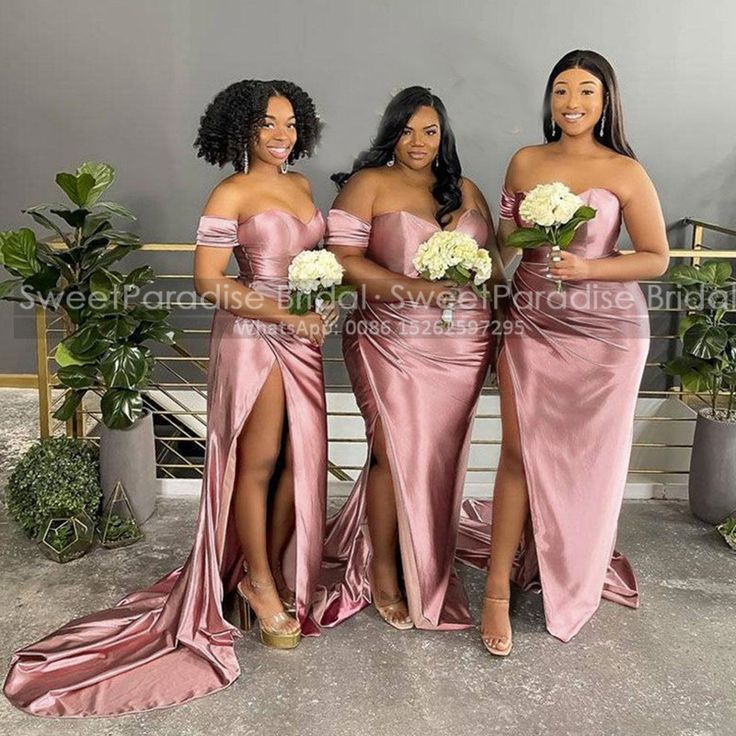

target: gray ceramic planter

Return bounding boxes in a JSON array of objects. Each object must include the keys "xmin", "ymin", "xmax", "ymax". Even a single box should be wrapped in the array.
[
  {"xmin": 688, "ymin": 408, "xmax": 736, "ymax": 524},
  {"xmin": 99, "ymin": 410, "xmax": 157, "ymax": 525}
]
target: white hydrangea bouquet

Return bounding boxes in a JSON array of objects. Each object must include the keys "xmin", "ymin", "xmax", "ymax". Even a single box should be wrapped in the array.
[
  {"xmin": 505, "ymin": 182, "xmax": 596, "ymax": 292},
  {"xmin": 287, "ymin": 249, "xmax": 355, "ymax": 315},
  {"xmin": 412, "ymin": 230, "xmax": 493, "ymax": 328}
]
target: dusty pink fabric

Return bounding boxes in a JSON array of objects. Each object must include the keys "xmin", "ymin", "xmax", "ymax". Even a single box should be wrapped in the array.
[
  {"xmin": 457, "ymin": 188, "xmax": 647, "ymax": 642},
  {"xmin": 314, "ymin": 208, "xmax": 494, "ymax": 630},
  {"xmin": 4, "ymin": 209, "xmax": 328, "ymax": 717}
]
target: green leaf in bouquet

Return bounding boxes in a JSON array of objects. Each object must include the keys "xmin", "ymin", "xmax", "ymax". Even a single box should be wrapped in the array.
[
  {"xmin": 288, "ymin": 290, "xmax": 312, "ymax": 315},
  {"xmin": 505, "ymin": 227, "xmax": 548, "ymax": 249},
  {"xmin": 77, "ymin": 162, "xmax": 114, "ymax": 206},
  {"xmin": 56, "ymin": 172, "xmax": 95, "ymax": 207},
  {"xmin": 100, "ymin": 387, "xmax": 143, "ymax": 429},
  {"xmin": 446, "ymin": 265, "xmax": 471, "ymax": 286},
  {"xmin": 52, "ymin": 389, "xmax": 87, "ymax": 421},
  {"xmin": 100, "ymin": 344, "xmax": 149, "ymax": 389},
  {"xmin": 2, "ymin": 228, "xmax": 42, "ymax": 277}
]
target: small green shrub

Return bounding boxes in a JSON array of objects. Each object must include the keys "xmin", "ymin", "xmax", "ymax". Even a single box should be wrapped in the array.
[{"xmin": 5, "ymin": 437, "xmax": 102, "ymax": 538}]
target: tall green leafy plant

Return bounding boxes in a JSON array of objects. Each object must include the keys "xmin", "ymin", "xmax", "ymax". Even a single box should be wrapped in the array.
[
  {"xmin": 0, "ymin": 162, "xmax": 182, "ymax": 428},
  {"xmin": 662, "ymin": 259, "xmax": 736, "ymax": 419}
]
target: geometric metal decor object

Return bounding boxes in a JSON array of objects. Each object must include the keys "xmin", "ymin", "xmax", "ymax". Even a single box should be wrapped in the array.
[
  {"xmin": 37, "ymin": 509, "xmax": 96, "ymax": 563},
  {"xmin": 97, "ymin": 480, "xmax": 144, "ymax": 548}
]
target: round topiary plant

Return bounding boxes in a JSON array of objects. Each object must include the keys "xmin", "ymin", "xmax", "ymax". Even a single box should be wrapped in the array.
[{"xmin": 5, "ymin": 437, "xmax": 102, "ymax": 538}]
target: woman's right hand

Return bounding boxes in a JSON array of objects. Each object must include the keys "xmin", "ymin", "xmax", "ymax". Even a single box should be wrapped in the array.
[
  {"xmin": 426, "ymin": 279, "xmax": 460, "ymax": 308},
  {"xmin": 286, "ymin": 312, "xmax": 326, "ymax": 346}
]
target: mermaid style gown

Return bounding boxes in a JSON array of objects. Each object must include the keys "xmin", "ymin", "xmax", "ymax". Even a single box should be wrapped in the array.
[
  {"xmin": 4, "ymin": 210, "xmax": 328, "ymax": 717},
  {"xmin": 457, "ymin": 187, "xmax": 649, "ymax": 642},
  {"xmin": 314, "ymin": 208, "xmax": 493, "ymax": 630}
]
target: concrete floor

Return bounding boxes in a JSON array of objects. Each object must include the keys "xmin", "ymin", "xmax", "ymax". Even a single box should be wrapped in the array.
[{"xmin": 0, "ymin": 388, "xmax": 734, "ymax": 736}]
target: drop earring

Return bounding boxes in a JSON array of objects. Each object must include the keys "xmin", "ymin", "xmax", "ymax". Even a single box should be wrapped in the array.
[
  {"xmin": 242, "ymin": 146, "xmax": 249, "ymax": 174},
  {"xmin": 280, "ymin": 160, "xmax": 288, "ymax": 174},
  {"xmin": 433, "ymin": 155, "xmax": 439, "ymax": 168},
  {"xmin": 550, "ymin": 118, "xmax": 556, "ymax": 138},
  {"xmin": 599, "ymin": 107, "xmax": 607, "ymax": 137},
  {"xmin": 386, "ymin": 153, "xmax": 395, "ymax": 167}
]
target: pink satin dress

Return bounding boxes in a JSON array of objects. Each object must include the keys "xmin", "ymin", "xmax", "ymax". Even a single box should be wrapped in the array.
[
  {"xmin": 314, "ymin": 208, "xmax": 493, "ymax": 630},
  {"xmin": 457, "ymin": 187, "xmax": 649, "ymax": 642},
  {"xmin": 4, "ymin": 209, "xmax": 328, "ymax": 717}
]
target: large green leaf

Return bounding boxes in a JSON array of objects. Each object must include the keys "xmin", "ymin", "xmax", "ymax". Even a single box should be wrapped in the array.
[
  {"xmin": 94, "ymin": 201, "xmax": 136, "ymax": 220},
  {"xmin": 54, "ymin": 342, "xmax": 85, "ymax": 367},
  {"xmin": 63, "ymin": 325, "xmax": 111, "ymax": 361},
  {"xmin": 677, "ymin": 313, "xmax": 707, "ymax": 339},
  {"xmin": 23, "ymin": 207, "xmax": 74, "ymax": 247},
  {"xmin": 96, "ymin": 314, "xmax": 138, "ymax": 340},
  {"xmin": 130, "ymin": 305, "xmax": 169, "ymax": 322},
  {"xmin": 77, "ymin": 162, "xmax": 114, "ymax": 206},
  {"xmin": 683, "ymin": 323, "xmax": 728, "ymax": 359},
  {"xmin": 55, "ymin": 172, "xmax": 95, "ymax": 207},
  {"xmin": 699, "ymin": 260, "xmax": 733, "ymax": 287},
  {"xmin": 669, "ymin": 264, "xmax": 704, "ymax": 286},
  {"xmin": 2, "ymin": 229, "xmax": 41, "ymax": 277},
  {"xmin": 100, "ymin": 388, "xmax": 142, "ymax": 429},
  {"xmin": 124, "ymin": 265, "xmax": 155, "ymax": 289},
  {"xmin": 57, "ymin": 364, "xmax": 98, "ymax": 389},
  {"xmin": 99, "ymin": 344, "xmax": 149, "ymax": 389},
  {"xmin": 25, "ymin": 266, "xmax": 61, "ymax": 297},
  {"xmin": 49, "ymin": 208, "xmax": 88, "ymax": 230},
  {"xmin": 52, "ymin": 389, "xmax": 86, "ymax": 421},
  {"xmin": 135, "ymin": 322, "xmax": 180, "ymax": 345}
]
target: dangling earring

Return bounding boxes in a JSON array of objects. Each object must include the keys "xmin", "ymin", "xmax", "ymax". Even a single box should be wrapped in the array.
[
  {"xmin": 386, "ymin": 153, "xmax": 395, "ymax": 168},
  {"xmin": 599, "ymin": 106, "xmax": 607, "ymax": 137},
  {"xmin": 242, "ymin": 146, "xmax": 249, "ymax": 174},
  {"xmin": 550, "ymin": 117, "xmax": 556, "ymax": 138},
  {"xmin": 433, "ymin": 155, "xmax": 439, "ymax": 169},
  {"xmin": 280, "ymin": 160, "xmax": 288, "ymax": 174}
]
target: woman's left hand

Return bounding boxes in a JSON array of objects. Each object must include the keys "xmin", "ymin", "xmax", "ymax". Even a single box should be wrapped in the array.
[{"xmin": 547, "ymin": 250, "xmax": 591, "ymax": 282}]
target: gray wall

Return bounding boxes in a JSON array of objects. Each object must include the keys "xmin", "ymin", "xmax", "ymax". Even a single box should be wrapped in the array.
[{"xmin": 2, "ymin": 0, "xmax": 735, "ymax": 373}]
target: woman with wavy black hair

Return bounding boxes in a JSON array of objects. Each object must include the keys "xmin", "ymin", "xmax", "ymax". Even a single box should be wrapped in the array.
[
  {"xmin": 458, "ymin": 50, "xmax": 669, "ymax": 655},
  {"xmin": 314, "ymin": 86, "xmax": 504, "ymax": 631},
  {"xmin": 5, "ymin": 79, "xmax": 336, "ymax": 718}
]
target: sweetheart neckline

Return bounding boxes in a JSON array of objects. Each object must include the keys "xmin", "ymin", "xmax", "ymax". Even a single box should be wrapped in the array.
[
  {"xmin": 238, "ymin": 208, "xmax": 322, "ymax": 227},
  {"xmin": 372, "ymin": 208, "xmax": 485, "ymax": 232}
]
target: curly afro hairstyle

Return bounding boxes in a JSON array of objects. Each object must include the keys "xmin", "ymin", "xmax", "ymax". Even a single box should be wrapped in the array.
[{"xmin": 194, "ymin": 79, "xmax": 322, "ymax": 171}]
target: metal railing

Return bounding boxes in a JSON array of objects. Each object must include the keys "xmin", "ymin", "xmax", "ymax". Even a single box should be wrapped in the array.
[{"xmin": 34, "ymin": 216, "xmax": 736, "ymax": 479}]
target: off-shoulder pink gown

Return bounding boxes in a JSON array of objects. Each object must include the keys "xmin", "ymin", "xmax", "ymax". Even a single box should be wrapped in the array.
[
  {"xmin": 314, "ymin": 208, "xmax": 493, "ymax": 630},
  {"xmin": 4, "ymin": 210, "xmax": 328, "ymax": 717},
  {"xmin": 457, "ymin": 188, "xmax": 648, "ymax": 642}
]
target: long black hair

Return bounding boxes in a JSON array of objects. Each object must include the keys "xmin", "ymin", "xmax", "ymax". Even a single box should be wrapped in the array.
[
  {"xmin": 332, "ymin": 86, "xmax": 463, "ymax": 227},
  {"xmin": 542, "ymin": 50, "xmax": 636, "ymax": 159},
  {"xmin": 194, "ymin": 79, "xmax": 322, "ymax": 171}
]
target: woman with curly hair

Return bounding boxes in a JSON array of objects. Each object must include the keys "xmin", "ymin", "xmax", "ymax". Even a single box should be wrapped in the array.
[
  {"xmin": 313, "ymin": 86, "xmax": 504, "ymax": 631},
  {"xmin": 4, "ymin": 79, "xmax": 335, "ymax": 718}
]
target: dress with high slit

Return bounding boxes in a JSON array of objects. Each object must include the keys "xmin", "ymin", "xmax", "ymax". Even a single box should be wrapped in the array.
[
  {"xmin": 4, "ymin": 209, "xmax": 328, "ymax": 717},
  {"xmin": 314, "ymin": 207, "xmax": 493, "ymax": 631},
  {"xmin": 456, "ymin": 187, "xmax": 648, "ymax": 642}
]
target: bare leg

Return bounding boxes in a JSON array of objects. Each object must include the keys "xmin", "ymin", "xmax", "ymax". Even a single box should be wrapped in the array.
[
  {"xmin": 365, "ymin": 418, "xmax": 411, "ymax": 626},
  {"xmin": 267, "ymin": 431, "xmax": 296, "ymax": 605},
  {"xmin": 481, "ymin": 351, "xmax": 530, "ymax": 650},
  {"xmin": 233, "ymin": 362, "xmax": 299, "ymax": 634}
]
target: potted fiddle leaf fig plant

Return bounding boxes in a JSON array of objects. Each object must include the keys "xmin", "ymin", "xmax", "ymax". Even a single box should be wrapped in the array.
[
  {"xmin": 662, "ymin": 258, "xmax": 736, "ymax": 524},
  {"xmin": 0, "ymin": 161, "xmax": 182, "ymax": 523}
]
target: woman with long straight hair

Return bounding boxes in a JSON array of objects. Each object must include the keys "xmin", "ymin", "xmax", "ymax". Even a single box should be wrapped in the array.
[
  {"xmin": 314, "ymin": 86, "xmax": 505, "ymax": 631},
  {"xmin": 458, "ymin": 50, "xmax": 669, "ymax": 654}
]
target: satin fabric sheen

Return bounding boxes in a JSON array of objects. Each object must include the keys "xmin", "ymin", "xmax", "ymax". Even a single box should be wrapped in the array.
[
  {"xmin": 457, "ymin": 188, "xmax": 647, "ymax": 642},
  {"xmin": 4, "ymin": 210, "xmax": 328, "ymax": 717},
  {"xmin": 313, "ymin": 208, "xmax": 493, "ymax": 630}
]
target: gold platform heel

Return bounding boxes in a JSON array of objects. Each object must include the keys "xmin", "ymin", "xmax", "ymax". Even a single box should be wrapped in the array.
[
  {"xmin": 237, "ymin": 575, "xmax": 301, "ymax": 650},
  {"xmin": 480, "ymin": 596, "xmax": 513, "ymax": 657}
]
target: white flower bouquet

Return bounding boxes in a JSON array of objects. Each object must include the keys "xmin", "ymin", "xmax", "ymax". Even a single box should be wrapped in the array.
[
  {"xmin": 287, "ymin": 249, "xmax": 355, "ymax": 315},
  {"xmin": 505, "ymin": 182, "xmax": 596, "ymax": 292},
  {"xmin": 413, "ymin": 230, "xmax": 493, "ymax": 328}
]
